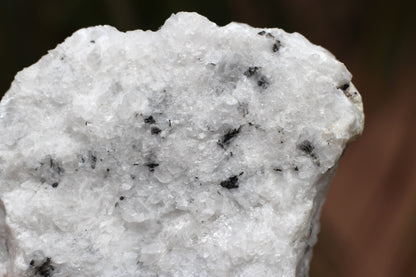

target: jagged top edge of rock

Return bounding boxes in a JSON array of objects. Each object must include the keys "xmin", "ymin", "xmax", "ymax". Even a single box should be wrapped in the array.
[{"xmin": 2, "ymin": 12, "xmax": 364, "ymax": 128}]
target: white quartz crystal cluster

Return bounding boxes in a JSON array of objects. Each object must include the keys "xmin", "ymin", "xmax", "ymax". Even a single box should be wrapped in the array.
[{"xmin": 0, "ymin": 12, "xmax": 363, "ymax": 277}]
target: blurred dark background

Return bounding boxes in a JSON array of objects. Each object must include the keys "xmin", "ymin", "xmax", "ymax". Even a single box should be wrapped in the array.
[{"xmin": 1, "ymin": 1, "xmax": 415, "ymax": 276}]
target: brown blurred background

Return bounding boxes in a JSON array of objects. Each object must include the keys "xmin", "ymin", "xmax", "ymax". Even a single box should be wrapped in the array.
[{"xmin": 0, "ymin": 1, "xmax": 415, "ymax": 276}]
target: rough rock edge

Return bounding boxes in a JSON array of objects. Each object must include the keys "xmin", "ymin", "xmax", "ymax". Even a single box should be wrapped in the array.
[{"xmin": 0, "ymin": 12, "xmax": 364, "ymax": 277}]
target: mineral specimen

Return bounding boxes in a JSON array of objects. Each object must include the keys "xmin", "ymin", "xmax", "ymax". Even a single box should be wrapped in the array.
[{"xmin": 0, "ymin": 12, "xmax": 364, "ymax": 277}]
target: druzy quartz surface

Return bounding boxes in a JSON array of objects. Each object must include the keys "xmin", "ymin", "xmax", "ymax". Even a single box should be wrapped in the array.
[{"xmin": 0, "ymin": 12, "xmax": 364, "ymax": 277}]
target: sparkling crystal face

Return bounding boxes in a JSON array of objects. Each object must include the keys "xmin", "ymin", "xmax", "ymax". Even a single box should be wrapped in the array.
[{"xmin": 0, "ymin": 12, "xmax": 363, "ymax": 277}]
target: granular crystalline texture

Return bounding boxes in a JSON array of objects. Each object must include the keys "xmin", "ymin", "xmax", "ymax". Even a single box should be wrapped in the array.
[{"xmin": 0, "ymin": 12, "xmax": 364, "ymax": 277}]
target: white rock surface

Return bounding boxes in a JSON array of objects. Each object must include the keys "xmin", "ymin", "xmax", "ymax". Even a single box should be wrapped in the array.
[{"xmin": 0, "ymin": 12, "xmax": 364, "ymax": 277}]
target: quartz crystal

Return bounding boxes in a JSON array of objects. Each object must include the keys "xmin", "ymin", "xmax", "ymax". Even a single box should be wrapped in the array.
[{"xmin": 0, "ymin": 12, "xmax": 364, "ymax": 277}]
